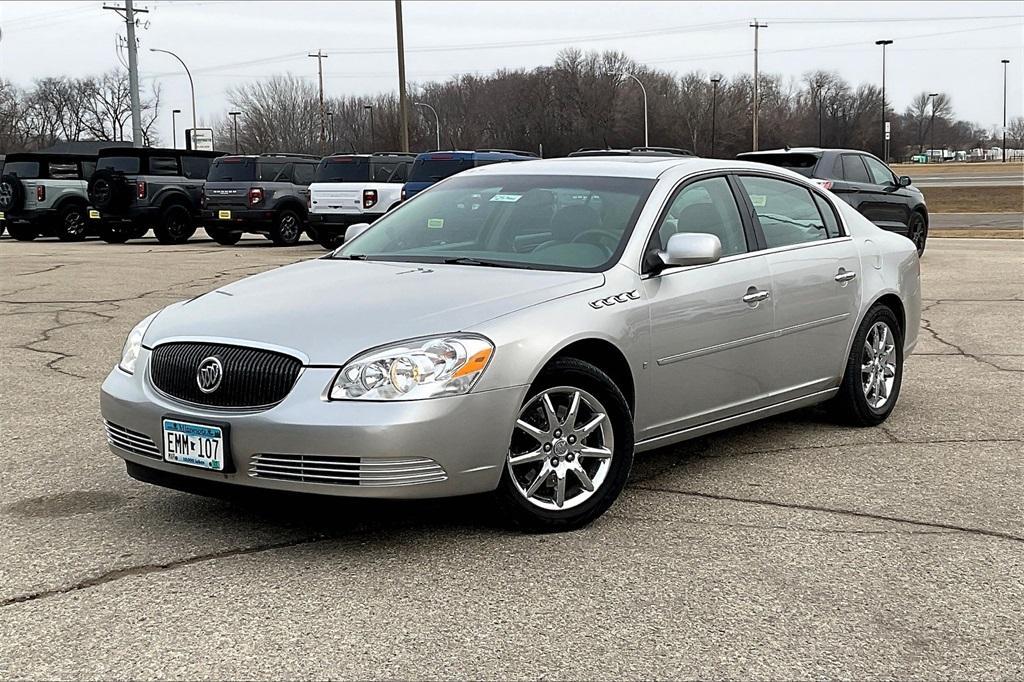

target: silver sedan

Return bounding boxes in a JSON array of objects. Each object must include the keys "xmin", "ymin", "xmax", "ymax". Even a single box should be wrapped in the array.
[{"xmin": 100, "ymin": 156, "xmax": 921, "ymax": 531}]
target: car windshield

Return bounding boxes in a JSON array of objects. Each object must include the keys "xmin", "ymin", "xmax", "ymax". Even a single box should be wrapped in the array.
[
  {"xmin": 408, "ymin": 156, "xmax": 474, "ymax": 182},
  {"xmin": 314, "ymin": 157, "xmax": 371, "ymax": 182},
  {"xmin": 207, "ymin": 158, "xmax": 256, "ymax": 182},
  {"xmin": 96, "ymin": 156, "xmax": 141, "ymax": 174},
  {"xmin": 335, "ymin": 174, "xmax": 655, "ymax": 272},
  {"xmin": 2, "ymin": 161, "xmax": 41, "ymax": 177},
  {"xmin": 745, "ymin": 153, "xmax": 820, "ymax": 177}
]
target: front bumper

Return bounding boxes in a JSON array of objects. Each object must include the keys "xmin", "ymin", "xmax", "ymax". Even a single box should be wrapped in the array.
[{"xmin": 99, "ymin": 348, "xmax": 527, "ymax": 499}]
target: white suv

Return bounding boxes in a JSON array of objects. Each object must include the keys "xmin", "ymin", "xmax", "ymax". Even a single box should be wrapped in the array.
[{"xmin": 308, "ymin": 152, "xmax": 416, "ymax": 248}]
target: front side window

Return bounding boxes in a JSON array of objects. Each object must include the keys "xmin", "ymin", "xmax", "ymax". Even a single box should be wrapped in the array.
[
  {"xmin": 737, "ymin": 175, "xmax": 830, "ymax": 249},
  {"xmin": 336, "ymin": 174, "xmax": 655, "ymax": 272},
  {"xmin": 149, "ymin": 156, "xmax": 179, "ymax": 176},
  {"xmin": 862, "ymin": 156, "xmax": 895, "ymax": 186},
  {"xmin": 655, "ymin": 176, "xmax": 748, "ymax": 257},
  {"xmin": 96, "ymin": 156, "xmax": 141, "ymax": 174},
  {"xmin": 841, "ymin": 155, "xmax": 871, "ymax": 184}
]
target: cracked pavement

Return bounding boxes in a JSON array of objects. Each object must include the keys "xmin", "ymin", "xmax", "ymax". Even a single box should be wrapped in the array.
[{"xmin": 1, "ymin": 234, "xmax": 1022, "ymax": 679}]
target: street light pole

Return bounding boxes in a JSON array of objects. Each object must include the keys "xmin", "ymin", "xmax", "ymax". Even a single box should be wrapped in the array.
[
  {"xmin": 395, "ymin": 0, "xmax": 410, "ymax": 152},
  {"xmin": 327, "ymin": 111, "xmax": 335, "ymax": 152},
  {"xmin": 710, "ymin": 76, "xmax": 721, "ymax": 157},
  {"xmin": 149, "ymin": 48, "xmax": 197, "ymax": 131},
  {"xmin": 610, "ymin": 72, "xmax": 648, "ymax": 147},
  {"xmin": 1002, "ymin": 59, "xmax": 1010, "ymax": 163},
  {"xmin": 876, "ymin": 39, "xmax": 893, "ymax": 162},
  {"xmin": 228, "ymin": 111, "xmax": 241, "ymax": 153},
  {"xmin": 415, "ymin": 102, "xmax": 441, "ymax": 150},
  {"xmin": 171, "ymin": 109, "xmax": 181, "ymax": 149},
  {"xmin": 364, "ymin": 105, "xmax": 375, "ymax": 151},
  {"xmin": 928, "ymin": 92, "xmax": 939, "ymax": 162}
]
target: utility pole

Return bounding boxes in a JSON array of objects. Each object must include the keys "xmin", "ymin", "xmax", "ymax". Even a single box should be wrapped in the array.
[
  {"xmin": 229, "ymin": 111, "xmax": 241, "ymax": 153},
  {"xmin": 710, "ymin": 76, "xmax": 721, "ymax": 157},
  {"xmin": 750, "ymin": 19, "xmax": 767, "ymax": 151},
  {"xmin": 365, "ymin": 105, "xmax": 375, "ymax": 151},
  {"xmin": 876, "ymin": 39, "xmax": 893, "ymax": 162},
  {"xmin": 308, "ymin": 50, "xmax": 328, "ymax": 153},
  {"xmin": 104, "ymin": 0, "xmax": 148, "ymax": 147},
  {"xmin": 1002, "ymin": 59, "xmax": 1010, "ymax": 163},
  {"xmin": 327, "ymin": 111, "xmax": 335, "ymax": 152},
  {"xmin": 395, "ymin": 0, "xmax": 410, "ymax": 152},
  {"xmin": 928, "ymin": 92, "xmax": 939, "ymax": 161}
]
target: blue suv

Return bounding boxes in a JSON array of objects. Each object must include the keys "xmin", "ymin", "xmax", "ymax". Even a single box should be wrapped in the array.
[{"xmin": 402, "ymin": 149, "xmax": 537, "ymax": 200}]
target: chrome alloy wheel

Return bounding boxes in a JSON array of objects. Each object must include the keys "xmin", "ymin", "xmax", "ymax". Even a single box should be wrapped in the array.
[
  {"xmin": 862, "ymin": 321, "xmax": 897, "ymax": 409},
  {"xmin": 507, "ymin": 386, "xmax": 614, "ymax": 511},
  {"xmin": 279, "ymin": 213, "xmax": 300, "ymax": 242},
  {"xmin": 64, "ymin": 209, "xmax": 85, "ymax": 236}
]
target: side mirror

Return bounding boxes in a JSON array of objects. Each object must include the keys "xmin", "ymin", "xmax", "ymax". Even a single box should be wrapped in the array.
[
  {"xmin": 344, "ymin": 222, "xmax": 371, "ymax": 243},
  {"xmin": 898, "ymin": 175, "xmax": 912, "ymax": 187},
  {"xmin": 654, "ymin": 232, "xmax": 722, "ymax": 271}
]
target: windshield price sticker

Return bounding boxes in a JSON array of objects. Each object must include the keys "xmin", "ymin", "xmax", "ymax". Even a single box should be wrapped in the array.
[
  {"xmin": 427, "ymin": 218, "xmax": 444, "ymax": 229},
  {"xmin": 489, "ymin": 194, "xmax": 522, "ymax": 203}
]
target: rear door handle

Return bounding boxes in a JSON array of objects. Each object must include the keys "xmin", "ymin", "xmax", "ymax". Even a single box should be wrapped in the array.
[
  {"xmin": 835, "ymin": 269, "xmax": 857, "ymax": 283},
  {"xmin": 742, "ymin": 288, "xmax": 771, "ymax": 304}
]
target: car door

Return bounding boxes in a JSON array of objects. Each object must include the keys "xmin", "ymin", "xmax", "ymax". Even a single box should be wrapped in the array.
[
  {"xmin": 860, "ymin": 154, "xmax": 912, "ymax": 232},
  {"xmin": 640, "ymin": 175, "xmax": 775, "ymax": 439},
  {"xmin": 734, "ymin": 173, "xmax": 861, "ymax": 400}
]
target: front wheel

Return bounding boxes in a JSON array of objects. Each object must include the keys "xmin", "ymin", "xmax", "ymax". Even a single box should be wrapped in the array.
[
  {"xmin": 154, "ymin": 205, "xmax": 196, "ymax": 245},
  {"xmin": 495, "ymin": 358, "xmax": 634, "ymax": 532},
  {"xmin": 56, "ymin": 205, "xmax": 88, "ymax": 242},
  {"xmin": 270, "ymin": 209, "xmax": 303, "ymax": 246},
  {"xmin": 829, "ymin": 305, "xmax": 904, "ymax": 426},
  {"xmin": 907, "ymin": 212, "xmax": 927, "ymax": 257}
]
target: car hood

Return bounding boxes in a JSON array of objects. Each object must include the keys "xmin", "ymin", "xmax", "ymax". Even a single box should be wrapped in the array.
[{"xmin": 145, "ymin": 258, "xmax": 604, "ymax": 365}]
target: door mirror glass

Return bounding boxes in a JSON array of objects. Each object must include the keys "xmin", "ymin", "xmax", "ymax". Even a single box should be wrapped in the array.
[
  {"xmin": 344, "ymin": 222, "xmax": 372, "ymax": 243},
  {"xmin": 657, "ymin": 232, "xmax": 722, "ymax": 269},
  {"xmin": 898, "ymin": 175, "xmax": 912, "ymax": 187}
]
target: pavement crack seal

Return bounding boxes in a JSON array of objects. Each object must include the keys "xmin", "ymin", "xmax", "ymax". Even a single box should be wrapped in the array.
[
  {"xmin": 919, "ymin": 313, "xmax": 1023, "ymax": 374},
  {"xmin": 13, "ymin": 307, "xmax": 119, "ymax": 379},
  {"xmin": 0, "ymin": 534, "xmax": 329, "ymax": 608},
  {"xmin": 15, "ymin": 263, "xmax": 67, "ymax": 277},
  {"xmin": 632, "ymin": 486, "xmax": 1024, "ymax": 543}
]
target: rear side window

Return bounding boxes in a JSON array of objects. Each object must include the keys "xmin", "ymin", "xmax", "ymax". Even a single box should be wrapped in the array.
[
  {"xmin": 149, "ymin": 156, "xmax": 179, "ymax": 176},
  {"xmin": 737, "ymin": 175, "xmax": 830, "ymax": 249},
  {"xmin": 258, "ymin": 162, "xmax": 287, "ymax": 182},
  {"xmin": 207, "ymin": 158, "xmax": 255, "ymax": 182},
  {"xmin": 96, "ymin": 156, "xmax": 141, "ymax": 174},
  {"xmin": 292, "ymin": 163, "xmax": 315, "ymax": 185},
  {"xmin": 841, "ymin": 155, "xmax": 871, "ymax": 184},
  {"xmin": 181, "ymin": 155, "xmax": 213, "ymax": 179},
  {"xmin": 812, "ymin": 193, "xmax": 841, "ymax": 238},
  {"xmin": 408, "ymin": 156, "xmax": 473, "ymax": 182},
  {"xmin": 314, "ymin": 157, "xmax": 370, "ymax": 182},
  {"xmin": 48, "ymin": 162, "xmax": 80, "ymax": 179},
  {"xmin": 742, "ymin": 153, "xmax": 820, "ymax": 177}
]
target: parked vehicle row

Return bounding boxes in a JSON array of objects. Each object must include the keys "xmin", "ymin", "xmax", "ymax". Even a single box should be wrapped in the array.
[{"xmin": 1, "ymin": 145, "xmax": 927, "ymax": 254}]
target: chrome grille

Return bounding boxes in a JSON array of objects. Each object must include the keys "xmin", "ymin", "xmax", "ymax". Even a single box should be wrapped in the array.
[
  {"xmin": 249, "ymin": 454, "xmax": 447, "ymax": 487},
  {"xmin": 104, "ymin": 420, "xmax": 161, "ymax": 460},
  {"xmin": 149, "ymin": 342, "xmax": 302, "ymax": 409}
]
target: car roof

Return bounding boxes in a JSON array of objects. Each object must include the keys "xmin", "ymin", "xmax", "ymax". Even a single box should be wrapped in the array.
[
  {"xmin": 739, "ymin": 147, "xmax": 879, "ymax": 156},
  {"xmin": 4, "ymin": 152, "xmax": 97, "ymax": 162},
  {"xmin": 456, "ymin": 156, "xmax": 819, "ymax": 182},
  {"xmin": 412, "ymin": 150, "xmax": 537, "ymax": 161}
]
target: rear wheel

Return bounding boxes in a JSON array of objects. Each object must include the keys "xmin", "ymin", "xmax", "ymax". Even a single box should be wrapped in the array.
[
  {"xmin": 495, "ymin": 358, "xmax": 634, "ymax": 532},
  {"xmin": 317, "ymin": 232, "xmax": 344, "ymax": 250},
  {"xmin": 205, "ymin": 226, "xmax": 242, "ymax": 245},
  {"xmin": 829, "ymin": 305, "xmax": 903, "ymax": 426},
  {"xmin": 907, "ymin": 212, "xmax": 927, "ymax": 256},
  {"xmin": 55, "ymin": 204, "xmax": 88, "ymax": 242},
  {"xmin": 270, "ymin": 209, "xmax": 302, "ymax": 246},
  {"xmin": 154, "ymin": 205, "xmax": 196, "ymax": 245},
  {"xmin": 7, "ymin": 223, "xmax": 37, "ymax": 241}
]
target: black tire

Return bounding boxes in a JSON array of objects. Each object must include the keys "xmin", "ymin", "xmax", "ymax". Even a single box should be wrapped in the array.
[
  {"xmin": 87, "ymin": 170, "xmax": 132, "ymax": 211},
  {"xmin": 317, "ymin": 232, "xmax": 344, "ymax": 250},
  {"xmin": 270, "ymin": 209, "xmax": 303, "ymax": 246},
  {"xmin": 99, "ymin": 225, "xmax": 131, "ymax": 244},
  {"xmin": 828, "ymin": 305, "xmax": 904, "ymax": 427},
  {"xmin": 0, "ymin": 174, "xmax": 26, "ymax": 214},
  {"xmin": 205, "ymin": 226, "xmax": 242, "ymax": 245},
  {"xmin": 153, "ymin": 204, "xmax": 196, "ymax": 245},
  {"xmin": 907, "ymin": 212, "xmax": 927, "ymax": 257},
  {"xmin": 7, "ymin": 223, "xmax": 37, "ymax": 241},
  {"xmin": 494, "ymin": 357, "xmax": 634, "ymax": 532},
  {"xmin": 55, "ymin": 204, "xmax": 88, "ymax": 242}
]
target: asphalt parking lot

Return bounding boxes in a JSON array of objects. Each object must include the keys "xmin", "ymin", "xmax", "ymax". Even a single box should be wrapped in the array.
[{"xmin": 1, "ymin": 234, "xmax": 1022, "ymax": 679}]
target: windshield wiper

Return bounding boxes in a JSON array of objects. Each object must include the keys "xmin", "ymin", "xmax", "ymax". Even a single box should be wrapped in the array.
[
  {"xmin": 441, "ymin": 257, "xmax": 525, "ymax": 269},
  {"xmin": 333, "ymin": 253, "xmax": 367, "ymax": 260}
]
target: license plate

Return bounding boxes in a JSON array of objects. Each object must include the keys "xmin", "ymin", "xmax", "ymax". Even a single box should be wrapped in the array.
[
  {"xmin": 218, "ymin": 210, "xmax": 231, "ymax": 220},
  {"xmin": 89, "ymin": 210, "xmax": 100, "ymax": 219},
  {"xmin": 0, "ymin": 211, "xmax": 5, "ymax": 220},
  {"xmin": 162, "ymin": 419, "xmax": 225, "ymax": 471}
]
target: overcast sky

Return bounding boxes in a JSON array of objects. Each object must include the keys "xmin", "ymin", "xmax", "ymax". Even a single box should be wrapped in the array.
[{"xmin": 1, "ymin": 0, "xmax": 1022, "ymax": 147}]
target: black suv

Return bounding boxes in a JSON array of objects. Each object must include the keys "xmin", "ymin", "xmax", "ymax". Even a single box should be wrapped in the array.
[
  {"xmin": 202, "ymin": 154, "xmax": 320, "ymax": 246},
  {"xmin": 738, "ymin": 148, "xmax": 929, "ymax": 254},
  {"xmin": 0, "ymin": 152, "xmax": 97, "ymax": 241},
  {"xmin": 87, "ymin": 147, "xmax": 225, "ymax": 244}
]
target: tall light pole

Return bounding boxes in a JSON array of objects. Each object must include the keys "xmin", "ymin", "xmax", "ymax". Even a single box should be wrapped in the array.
[
  {"xmin": 415, "ymin": 102, "xmax": 441, "ymax": 150},
  {"xmin": 1002, "ymin": 59, "xmax": 1010, "ymax": 163},
  {"xmin": 610, "ymin": 72, "xmax": 648, "ymax": 147},
  {"xmin": 171, "ymin": 108, "xmax": 181, "ymax": 149},
  {"xmin": 228, "ymin": 111, "xmax": 241, "ymax": 153},
  {"xmin": 364, "ymin": 105, "xmax": 375, "ymax": 151},
  {"xmin": 876, "ymin": 39, "xmax": 893, "ymax": 162},
  {"xmin": 327, "ymin": 111, "xmax": 335, "ymax": 152},
  {"xmin": 710, "ymin": 76, "xmax": 721, "ymax": 157},
  {"xmin": 928, "ymin": 92, "xmax": 939, "ymax": 161},
  {"xmin": 750, "ymin": 19, "xmax": 767, "ymax": 151},
  {"xmin": 395, "ymin": 0, "xmax": 410, "ymax": 152},
  {"xmin": 149, "ymin": 48, "xmax": 196, "ymax": 132}
]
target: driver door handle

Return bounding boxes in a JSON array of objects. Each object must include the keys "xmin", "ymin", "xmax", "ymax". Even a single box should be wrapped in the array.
[
  {"xmin": 835, "ymin": 269, "xmax": 857, "ymax": 283},
  {"xmin": 742, "ymin": 289, "xmax": 771, "ymax": 304}
]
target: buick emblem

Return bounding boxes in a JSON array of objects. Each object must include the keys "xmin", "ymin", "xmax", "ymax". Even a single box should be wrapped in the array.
[{"xmin": 196, "ymin": 356, "xmax": 223, "ymax": 394}]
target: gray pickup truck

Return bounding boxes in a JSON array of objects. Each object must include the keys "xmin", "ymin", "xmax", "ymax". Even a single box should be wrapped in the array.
[
  {"xmin": 0, "ymin": 152, "xmax": 97, "ymax": 241},
  {"xmin": 87, "ymin": 147, "xmax": 225, "ymax": 244}
]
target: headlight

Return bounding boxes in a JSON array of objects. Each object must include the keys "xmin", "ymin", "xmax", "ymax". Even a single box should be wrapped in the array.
[
  {"xmin": 329, "ymin": 335, "xmax": 493, "ymax": 401},
  {"xmin": 118, "ymin": 312, "xmax": 158, "ymax": 374}
]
